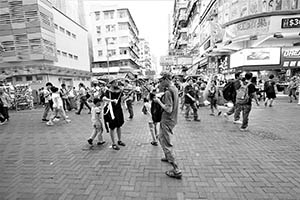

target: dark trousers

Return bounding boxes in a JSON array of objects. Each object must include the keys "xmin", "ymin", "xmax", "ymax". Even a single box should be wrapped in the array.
[
  {"xmin": 0, "ymin": 106, "xmax": 9, "ymax": 121},
  {"xmin": 235, "ymin": 104, "xmax": 252, "ymax": 129},
  {"xmin": 126, "ymin": 100, "xmax": 134, "ymax": 118},
  {"xmin": 62, "ymin": 98, "xmax": 71, "ymax": 111},
  {"xmin": 185, "ymin": 103, "xmax": 198, "ymax": 119},
  {"xmin": 77, "ymin": 99, "xmax": 91, "ymax": 114}
]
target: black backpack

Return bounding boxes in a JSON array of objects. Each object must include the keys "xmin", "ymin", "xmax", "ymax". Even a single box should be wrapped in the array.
[{"xmin": 222, "ymin": 81, "xmax": 235, "ymax": 101}]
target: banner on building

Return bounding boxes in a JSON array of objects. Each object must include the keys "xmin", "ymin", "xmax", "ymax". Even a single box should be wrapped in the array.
[{"xmin": 281, "ymin": 47, "xmax": 300, "ymax": 67}]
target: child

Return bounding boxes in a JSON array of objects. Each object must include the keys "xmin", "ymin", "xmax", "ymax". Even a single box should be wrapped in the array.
[
  {"xmin": 47, "ymin": 86, "xmax": 71, "ymax": 126},
  {"xmin": 144, "ymin": 94, "xmax": 159, "ymax": 146},
  {"xmin": 87, "ymin": 98, "xmax": 105, "ymax": 146}
]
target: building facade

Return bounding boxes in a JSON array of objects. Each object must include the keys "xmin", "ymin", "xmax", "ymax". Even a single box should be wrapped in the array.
[
  {"xmin": 171, "ymin": 0, "xmax": 300, "ymax": 80},
  {"xmin": 0, "ymin": 0, "xmax": 91, "ymax": 89},
  {"xmin": 89, "ymin": 6, "xmax": 141, "ymax": 78},
  {"xmin": 138, "ymin": 38, "xmax": 152, "ymax": 74}
]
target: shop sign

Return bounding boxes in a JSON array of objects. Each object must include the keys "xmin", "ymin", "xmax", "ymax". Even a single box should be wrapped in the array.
[
  {"xmin": 230, "ymin": 48, "xmax": 280, "ymax": 68},
  {"xmin": 160, "ymin": 56, "xmax": 176, "ymax": 66},
  {"xmin": 282, "ymin": 47, "xmax": 300, "ymax": 68},
  {"xmin": 224, "ymin": 17, "xmax": 270, "ymax": 40},
  {"xmin": 282, "ymin": 17, "xmax": 300, "ymax": 28}
]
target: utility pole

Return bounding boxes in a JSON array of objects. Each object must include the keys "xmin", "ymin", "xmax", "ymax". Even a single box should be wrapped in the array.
[{"xmin": 105, "ymin": 38, "xmax": 110, "ymax": 77}]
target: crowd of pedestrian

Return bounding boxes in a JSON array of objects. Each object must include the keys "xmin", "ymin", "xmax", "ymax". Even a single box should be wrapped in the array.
[{"xmin": 1, "ymin": 71, "xmax": 300, "ymax": 179}]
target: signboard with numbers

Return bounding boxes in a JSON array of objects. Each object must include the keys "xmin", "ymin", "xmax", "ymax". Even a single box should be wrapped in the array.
[{"xmin": 281, "ymin": 17, "xmax": 300, "ymax": 28}]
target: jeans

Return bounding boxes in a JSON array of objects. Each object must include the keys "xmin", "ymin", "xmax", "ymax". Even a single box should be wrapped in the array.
[
  {"xmin": 42, "ymin": 102, "xmax": 51, "ymax": 120},
  {"xmin": 62, "ymin": 98, "xmax": 71, "ymax": 111},
  {"xmin": 185, "ymin": 103, "xmax": 198, "ymax": 119},
  {"xmin": 126, "ymin": 100, "xmax": 134, "ymax": 118},
  {"xmin": 0, "ymin": 106, "xmax": 9, "ymax": 121},
  {"xmin": 227, "ymin": 104, "xmax": 240, "ymax": 121},
  {"xmin": 235, "ymin": 104, "xmax": 252, "ymax": 128}
]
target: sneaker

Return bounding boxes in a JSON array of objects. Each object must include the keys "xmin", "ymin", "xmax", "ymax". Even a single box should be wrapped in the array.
[
  {"xmin": 112, "ymin": 144, "xmax": 120, "ymax": 150},
  {"xmin": 88, "ymin": 111, "xmax": 91, "ymax": 114},
  {"xmin": 223, "ymin": 113, "xmax": 229, "ymax": 120},
  {"xmin": 151, "ymin": 141, "xmax": 158, "ymax": 146},
  {"xmin": 269, "ymin": 105, "xmax": 273, "ymax": 107},
  {"xmin": 0, "ymin": 122, "xmax": 5, "ymax": 125},
  {"xmin": 97, "ymin": 141, "xmax": 106, "ymax": 145},
  {"xmin": 264, "ymin": 102, "xmax": 268, "ymax": 107},
  {"xmin": 194, "ymin": 118, "xmax": 201, "ymax": 122},
  {"xmin": 118, "ymin": 141, "xmax": 126, "ymax": 146},
  {"xmin": 233, "ymin": 120, "xmax": 242, "ymax": 124},
  {"xmin": 66, "ymin": 119, "xmax": 71, "ymax": 123},
  {"xmin": 218, "ymin": 111, "xmax": 222, "ymax": 116},
  {"xmin": 42, "ymin": 119, "xmax": 49, "ymax": 122},
  {"xmin": 46, "ymin": 121, "xmax": 54, "ymax": 126},
  {"xmin": 240, "ymin": 127, "xmax": 249, "ymax": 132},
  {"xmin": 53, "ymin": 118, "xmax": 60, "ymax": 122},
  {"xmin": 210, "ymin": 113, "xmax": 215, "ymax": 116},
  {"xmin": 75, "ymin": 112, "xmax": 80, "ymax": 115},
  {"xmin": 87, "ymin": 138, "xmax": 93, "ymax": 145}
]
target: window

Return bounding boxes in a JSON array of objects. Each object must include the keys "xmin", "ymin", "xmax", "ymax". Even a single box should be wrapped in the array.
[
  {"xmin": 54, "ymin": 23, "xmax": 58, "ymax": 29},
  {"xmin": 106, "ymin": 37, "xmax": 117, "ymax": 45},
  {"xmin": 36, "ymin": 76, "xmax": 43, "ymax": 81},
  {"xmin": 68, "ymin": 53, "xmax": 73, "ymax": 58},
  {"xmin": 97, "ymin": 38, "xmax": 101, "ymax": 44},
  {"xmin": 96, "ymin": 26, "xmax": 101, "ymax": 34},
  {"xmin": 74, "ymin": 55, "xmax": 78, "ymax": 60},
  {"xmin": 118, "ymin": 10, "xmax": 127, "ymax": 18},
  {"xmin": 119, "ymin": 36, "xmax": 128, "ymax": 43},
  {"xmin": 108, "ymin": 49, "xmax": 116, "ymax": 56},
  {"xmin": 105, "ymin": 24, "xmax": 115, "ymax": 32},
  {"xmin": 104, "ymin": 11, "xmax": 114, "ymax": 19},
  {"xmin": 95, "ymin": 11, "xmax": 100, "ymax": 20},
  {"xmin": 98, "ymin": 50, "xmax": 103, "ymax": 56},
  {"xmin": 26, "ymin": 76, "xmax": 32, "ymax": 81},
  {"xmin": 72, "ymin": 33, "xmax": 76, "ymax": 39},
  {"xmin": 66, "ymin": 30, "xmax": 71, "ymax": 36},
  {"xmin": 16, "ymin": 76, "xmax": 22, "ymax": 82},
  {"xmin": 57, "ymin": 50, "xmax": 61, "ymax": 55},
  {"xmin": 118, "ymin": 22, "xmax": 128, "ymax": 31},
  {"xmin": 62, "ymin": 51, "xmax": 67, "ymax": 56},
  {"xmin": 59, "ymin": 26, "xmax": 65, "ymax": 33},
  {"xmin": 120, "ymin": 49, "xmax": 127, "ymax": 55}
]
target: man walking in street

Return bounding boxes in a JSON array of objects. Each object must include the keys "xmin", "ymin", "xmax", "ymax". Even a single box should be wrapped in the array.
[
  {"xmin": 223, "ymin": 72, "xmax": 242, "ymax": 123},
  {"xmin": 123, "ymin": 80, "xmax": 134, "ymax": 120},
  {"xmin": 153, "ymin": 71, "xmax": 182, "ymax": 179},
  {"xmin": 184, "ymin": 78, "xmax": 200, "ymax": 121},
  {"xmin": 234, "ymin": 73, "xmax": 259, "ymax": 131},
  {"xmin": 75, "ymin": 83, "xmax": 91, "ymax": 115},
  {"xmin": 42, "ymin": 82, "xmax": 53, "ymax": 122}
]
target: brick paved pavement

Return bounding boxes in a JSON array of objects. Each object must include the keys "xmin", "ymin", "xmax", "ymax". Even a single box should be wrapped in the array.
[{"xmin": 0, "ymin": 97, "xmax": 300, "ymax": 200}]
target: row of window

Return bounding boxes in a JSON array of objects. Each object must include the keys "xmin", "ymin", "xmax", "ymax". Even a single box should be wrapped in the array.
[
  {"xmin": 95, "ymin": 10, "xmax": 127, "ymax": 21},
  {"xmin": 54, "ymin": 24, "xmax": 77, "ymax": 39},
  {"xmin": 57, "ymin": 50, "xmax": 78, "ymax": 60},
  {"xmin": 96, "ymin": 36, "xmax": 128, "ymax": 45},
  {"xmin": 98, "ymin": 48, "xmax": 128, "ymax": 57},
  {"xmin": 95, "ymin": 23, "xmax": 128, "ymax": 34},
  {"xmin": 14, "ymin": 75, "xmax": 43, "ymax": 82}
]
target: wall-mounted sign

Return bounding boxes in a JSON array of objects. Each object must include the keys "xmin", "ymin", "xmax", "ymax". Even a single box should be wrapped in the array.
[
  {"xmin": 281, "ymin": 47, "xmax": 300, "ymax": 68},
  {"xmin": 230, "ymin": 48, "xmax": 281, "ymax": 68},
  {"xmin": 281, "ymin": 17, "xmax": 300, "ymax": 28}
]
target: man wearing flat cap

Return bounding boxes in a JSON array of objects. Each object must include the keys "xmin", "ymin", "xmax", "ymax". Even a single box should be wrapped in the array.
[{"xmin": 153, "ymin": 71, "xmax": 182, "ymax": 179}]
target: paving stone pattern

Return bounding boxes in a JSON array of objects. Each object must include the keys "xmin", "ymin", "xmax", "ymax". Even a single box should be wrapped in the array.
[{"xmin": 0, "ymin": 98, "xmax": 300, "ymax": 200}]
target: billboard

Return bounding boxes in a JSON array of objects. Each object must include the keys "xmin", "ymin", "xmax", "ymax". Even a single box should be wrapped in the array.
[
  {"xmin": 160, "ymin": 56, "xmax": 192, "ymax": 66},
  {"xmin": 230, "ymin": 48, "xmax": 281, "ymax": 68}
]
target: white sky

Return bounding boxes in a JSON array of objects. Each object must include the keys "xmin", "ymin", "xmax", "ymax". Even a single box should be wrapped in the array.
[{"xmin": 84, "ymin": 0, "xmax": 174, "ymax": 71}]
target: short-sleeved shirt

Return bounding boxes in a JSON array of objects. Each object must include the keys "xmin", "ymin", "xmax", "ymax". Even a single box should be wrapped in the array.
[
  {"xmin": 161, "ymin": 85, "xmax": 178, "ymax": 127},
  {"xmin": 184, "ymin": 84, "xmax": 195, "ymax": 104},
  {"xmin": 52, "ymin": 93, "xmax": 63, "ymax": 108},
  {"xmin": 91, "ymin": 106, "xmax": 102, "ymax": 124},
  {"xmin": 246, "ymin": 83, "xmax": 256, "ymax": 105}
]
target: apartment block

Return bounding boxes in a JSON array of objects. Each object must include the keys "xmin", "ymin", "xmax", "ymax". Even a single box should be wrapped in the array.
[
  {"xmin": 138, "ymin": 38, "xmax": 152, "ymax": 72},
  {"xmin": 89, "ymin": 6, "xmax": 141, "ymax": 78},
  {"xmin": 0, "ymin": 0, "xmax": 91, "ymax": 89}
]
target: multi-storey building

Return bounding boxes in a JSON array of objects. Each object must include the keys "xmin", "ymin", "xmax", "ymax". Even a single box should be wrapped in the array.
[
  {"xmin": 178, "ymin": 0, "xmax": 300, "ymax": 79},
  {"xmin": 89, "ymin": 6, "xmax": 141, "ymax": 78},
  {"xmin": 138, "ymin": 38, "xmax": 152, "ymax": 73},
  {"xmin": 0, "ymin": 0, "xmax": 91, "ymax": 89}
]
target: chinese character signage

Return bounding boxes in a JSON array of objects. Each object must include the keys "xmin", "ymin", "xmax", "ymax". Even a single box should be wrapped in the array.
[
  {"xmin": 281, "ymin": 17, "xmax": 300, "ymax": 28},
  {"xmin": 281, "ymin": 47, "xmax": 300, "ymax": 68}
]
